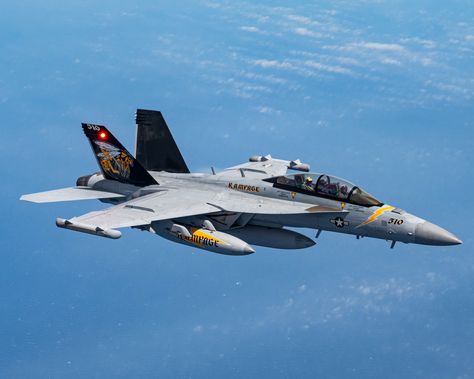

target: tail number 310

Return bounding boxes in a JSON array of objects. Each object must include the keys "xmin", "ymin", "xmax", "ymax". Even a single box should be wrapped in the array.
[{"xmin": 388, "ymin": 218, "xmax": 404, "ymax": 225}]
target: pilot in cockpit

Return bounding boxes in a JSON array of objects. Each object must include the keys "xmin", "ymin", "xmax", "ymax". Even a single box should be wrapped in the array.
[{"xmin": 302, "ymin": 176, "xmax": 314, "ymax": 191}]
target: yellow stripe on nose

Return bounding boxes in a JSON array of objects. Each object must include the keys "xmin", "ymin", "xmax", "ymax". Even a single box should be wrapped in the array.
[{"xmin": 357, "ymin": 205, "xmax": 395, "ymax": 227}]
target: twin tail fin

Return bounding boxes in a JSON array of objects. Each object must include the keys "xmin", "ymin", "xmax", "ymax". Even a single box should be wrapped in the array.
[{"xmin": 82, "ymin": 123, "xmax": 157, "ymax": 187}]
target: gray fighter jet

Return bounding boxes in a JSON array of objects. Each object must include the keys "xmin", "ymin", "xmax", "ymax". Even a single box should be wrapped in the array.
[{"xmin": 21, "ymin": 109, "xmax": 462, "ymax": 255}]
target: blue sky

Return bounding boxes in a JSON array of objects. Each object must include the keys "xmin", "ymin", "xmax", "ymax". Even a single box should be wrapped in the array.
[{"xmin": 1, "ymin": 1, "xmax": 473, "ymax": 378}]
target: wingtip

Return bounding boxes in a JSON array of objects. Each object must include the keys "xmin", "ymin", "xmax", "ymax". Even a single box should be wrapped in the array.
[{"xmin": 19, "ymin": 194, "xmax": 37, "ymax": 203}]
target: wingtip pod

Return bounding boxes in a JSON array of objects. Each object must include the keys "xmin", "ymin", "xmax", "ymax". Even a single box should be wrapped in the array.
[
  {"xmin": 249, "ymin": 155, "xmax": 310, "ymax": 172},
  {"xmin": 55, "ymin": 218, "xmax": 121, "ymax": 239},
  {"xmin": 289, "ymin": 161, "xmax": 310, "ymax": 172}
]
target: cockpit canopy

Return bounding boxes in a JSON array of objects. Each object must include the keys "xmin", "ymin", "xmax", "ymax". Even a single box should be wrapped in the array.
[{"xmin": 265, "ymin": 173, "xmax": 383, "ymax": 207}]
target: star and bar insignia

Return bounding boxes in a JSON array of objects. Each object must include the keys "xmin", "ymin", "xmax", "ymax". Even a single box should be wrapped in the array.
[{"xmin": 330, "ymin": 217, "xmax": 349, "ymax": 228}]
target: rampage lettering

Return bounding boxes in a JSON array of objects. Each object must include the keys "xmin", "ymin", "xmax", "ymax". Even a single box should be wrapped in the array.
[
  {"xmin": 178, "ymin": 233, "xmax": 220, "ymax": 247},
  {"xmin": 228, "ymin": 182, "xmax": 260, "ymax": 192}
]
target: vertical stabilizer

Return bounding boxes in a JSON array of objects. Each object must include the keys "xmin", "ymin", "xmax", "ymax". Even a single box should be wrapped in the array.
[
  {"xmin": 82, "ymin": 123, "xmax": 157, "ymax": 186},
  {"xmin": 135, "ymin": 109, "xmax": 190, "ymax": 173}
]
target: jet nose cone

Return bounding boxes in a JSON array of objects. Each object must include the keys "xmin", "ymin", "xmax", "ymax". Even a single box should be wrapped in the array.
[{"xmin": 415, "ymin": 221, "xmax": 462, "ymax": 246}]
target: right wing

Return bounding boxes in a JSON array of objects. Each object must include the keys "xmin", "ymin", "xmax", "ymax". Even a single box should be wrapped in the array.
[{"xmin": 217, "ymin": 155, "xmax": 310, "ymax": 179}]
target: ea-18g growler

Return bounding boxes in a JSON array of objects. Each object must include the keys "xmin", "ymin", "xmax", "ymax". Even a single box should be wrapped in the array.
[{"xmin": 21, "ymin": 109, "xmax": 462, "ymax": 255}]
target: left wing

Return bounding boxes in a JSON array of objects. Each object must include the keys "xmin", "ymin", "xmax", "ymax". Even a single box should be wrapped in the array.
[
  {"xmin": 65, "ymin": 188, "xmax": 220, "ymax": 230},
  {"xmin": 57, "ymin": 187, "xmax": 344, "ymax": 238}
]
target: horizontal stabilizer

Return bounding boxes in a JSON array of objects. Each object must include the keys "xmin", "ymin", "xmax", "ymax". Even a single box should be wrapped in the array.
[{"xmin": 20, "ymin": 187, "xmax": 124, "ymax": 203}]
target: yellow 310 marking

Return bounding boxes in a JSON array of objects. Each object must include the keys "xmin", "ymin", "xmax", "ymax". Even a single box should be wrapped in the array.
[{"xmin": 357, "ymin": 205, "xmax": 395, "ymax": 228}]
